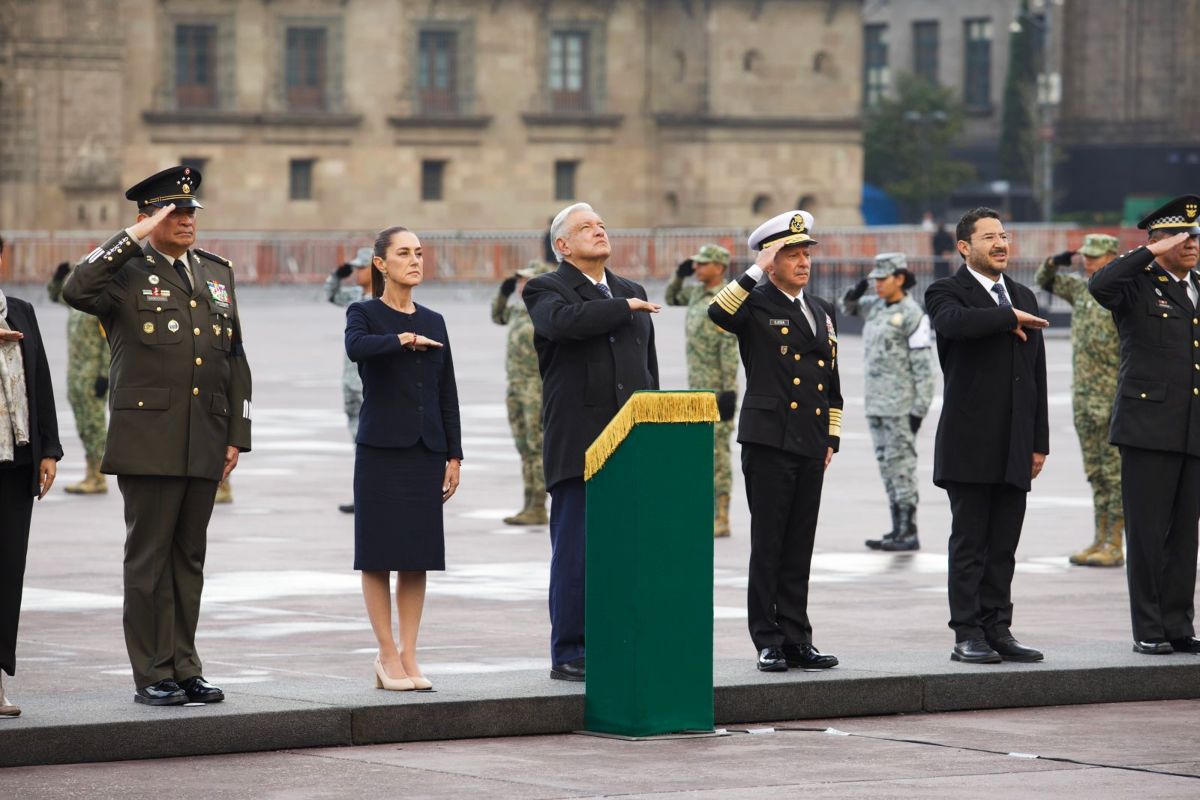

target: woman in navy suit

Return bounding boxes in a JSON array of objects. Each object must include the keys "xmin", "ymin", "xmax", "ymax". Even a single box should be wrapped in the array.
[{"xmin": 345, "ymin": 226, "xmax": 462, "ymax": 691}]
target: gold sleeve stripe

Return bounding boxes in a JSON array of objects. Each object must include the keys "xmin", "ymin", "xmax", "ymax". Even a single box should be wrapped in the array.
[
  {"xmin": 710, "ymin": 281, "xmax": 750, "ymax": 315},
  {"xmin": 828, "ymin": 408, "xmax": 843, "ymax": 437},
  {"xmin": 714, "ymin": 294, "xmax": 738, "ymax": 315}
]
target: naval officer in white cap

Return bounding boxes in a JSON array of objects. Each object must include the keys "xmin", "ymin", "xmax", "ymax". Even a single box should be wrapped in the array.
[{"xmin": 708, "ymin": 209, "xmax": 842, "ymax": 673}]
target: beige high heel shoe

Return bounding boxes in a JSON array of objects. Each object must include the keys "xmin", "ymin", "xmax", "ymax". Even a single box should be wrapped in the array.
[
  {"xmin": 0, "ymin": 674, "xmax": 20, "ymax": 717},
  {"xmin": 374, "ymin": 657, "xmax": 415, "ymax": 691},
  {"xmin": 409, "ymin": 675, "xmax": 433, "ymax": 690}
]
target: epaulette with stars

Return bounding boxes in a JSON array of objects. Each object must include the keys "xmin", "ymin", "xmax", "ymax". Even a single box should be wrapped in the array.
[{"xmin": 195, "ymin": 247, "xmax": 233, "ymax": 269}]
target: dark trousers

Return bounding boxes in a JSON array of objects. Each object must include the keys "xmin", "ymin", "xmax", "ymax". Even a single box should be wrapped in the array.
[
  {"xmin": 742, "ymin": 443, "xmax": 825, "ymax": 650},
  {"xmin": 548, "ymin": 477, "xmax": 585, "ymax": 665},
  {"xmin": 0, "ymin": 463, "xmax": 35, "ymax": 676},
  {"xmin": 118, "ymin": 475, "xmax": 218, "ymax": 688},
  {"xmin": 943, "ymin": 481, "xmax": 1027, "ymax": 641},
  {"xmin": 1119, "ymin": 446, "xmax": 1200, "ymax": 642}
]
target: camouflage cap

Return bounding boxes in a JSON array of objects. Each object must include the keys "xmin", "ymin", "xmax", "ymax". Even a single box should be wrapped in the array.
[
  {"xmin": 516, "ymin": 259, "xmax": 554, "ymax": 278},
  {"xmin": 1078, "ymin": 233, "xmax": 1119, "ymax": 257},
  {"xmin": 349, "ymin": 246, "xmax": 373, "ymax": 268},
  {"xmin": 868, "ymin": 252, "xmax": 907, "ymax": 279},
  {"xmin": 688, "ymin": 243, "xmax": 731, "ymax": 266}
]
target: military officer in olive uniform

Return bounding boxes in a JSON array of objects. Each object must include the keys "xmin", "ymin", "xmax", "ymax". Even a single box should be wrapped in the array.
[
  {"xmin": 666, "ymin": 243, "xmax": 741, "ymax": 537},
  {"xmin": 840, "ymin": 252, "xmax": 935, "ymax": 552},
  {"xmin": 63, "ymin": 166, "xmax": 252, "ymax": 704},
  {"xmin": 492, "ymin": 259, "xmax": 551, "ymax": 525},
  {"xmin": 1089, "ymin": 194, "xmax": 1200, "ymax": 656},
  {"xmin": 1035, "ymin": 234, "xmax": 1123, "ymax": 567},
  {"xmin": 708, "ymin": 210, "xmax": 842, "ymax": 673}
]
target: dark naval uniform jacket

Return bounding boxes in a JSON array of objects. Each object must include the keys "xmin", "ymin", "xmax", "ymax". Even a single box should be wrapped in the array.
[
  {"xmin": 523, "ymin": 260, "xmax": 659, "ymax": 489},
  {"xmin": 62, "ymin": 231, "xmax": 252, "ymax": 480},
  {"xmin": 1088, "ymin": 246, "xmax": 1200, "ymax": 456},
  {"xmin": 707, "ymin": 274, "xmax": 843, "ymax": 457}
]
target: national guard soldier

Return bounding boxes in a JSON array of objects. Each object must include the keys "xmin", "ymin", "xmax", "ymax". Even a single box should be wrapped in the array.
[
  {"xmin": 493, "ymin": 259, "xmax": 551, "ymax": 525},
  {"xmin": 63, "ymin": 165, "xmax": 252, "ymax": 704},
  {"xmin": 839, "ymin": 252, "xmax": 934, "ymax": 551},
  {"xmin": 708, "ymin": 209, "xmax": 841, "ymax": 672},
  {"xmin": 326, "ymin": 246, "xmax": 373, "ymax": 513},
  {"xmin": 666, "ymin": 243, "xmax": 740, "ymax": 537},
  {"xmin": 1035, "ymin": 234, "xmax": 1123, "ymax": 567},
  {"xmin": 1089, "ymin": 195, "xmax": 1200, "ymax": 655},
  {"xmin": 47, "ymin": 261, "xmax": 111, "ymax": 494}
]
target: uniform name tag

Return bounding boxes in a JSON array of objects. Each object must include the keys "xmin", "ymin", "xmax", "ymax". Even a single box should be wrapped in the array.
[
  {"xmin": 769, "ymin": 318, "xmax": 789, "ymax": 326},
  {"xmin": 141, "ymin": 288, "xmax": 171, "ymax": 301}
]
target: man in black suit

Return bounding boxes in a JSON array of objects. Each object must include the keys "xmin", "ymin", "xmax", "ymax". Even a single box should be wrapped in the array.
[
  {"xmin": 522, "ymin": 203, "xmax": 660, "ymax": 681},
  {"xmin": 707, "ymin": 210, "xmax": 842, "ymax": 672},
  {"xmin": 924, "ymin": 207, "xmax": 1050, "ymax": 664},
  {"xmin": 1088, "ymin": 195, "xmax": 1200, "ymax": 655}
]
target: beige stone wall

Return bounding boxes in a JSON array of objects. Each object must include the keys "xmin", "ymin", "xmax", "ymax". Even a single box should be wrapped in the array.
[{"xmin": 0, "ymin": 0, "xmax": 864, "ymax": 234}]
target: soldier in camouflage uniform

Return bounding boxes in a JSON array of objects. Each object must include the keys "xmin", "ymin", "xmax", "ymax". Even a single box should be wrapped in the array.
[
  {"xmin": 47, "ymin": 261, "xmax": 111, "ymax": 494},
  {"xmin": 325, "ymin": 246, "xmax": 373, "ymax": 513},
  {"xmin": 493, "ymin": 260, "xmax": 551, "ymax": 525},
  {"xmin": 666, "ymin": 244, "xmax": 740, "ymax": 537},
  {"xmin": 1035, "ymin": 233, "xmax": 1123, "ymax": 566},
  {"xmin": 839, "ymin": 253, "xmax": 935, "ymax": 551}
]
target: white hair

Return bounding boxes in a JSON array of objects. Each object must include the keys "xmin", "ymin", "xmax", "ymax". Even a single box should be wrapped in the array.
[{"xmin": 549, "ymin": 202, "xmax": 596, "ymax": 262}]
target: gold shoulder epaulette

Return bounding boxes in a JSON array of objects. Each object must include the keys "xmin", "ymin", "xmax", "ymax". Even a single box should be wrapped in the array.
[{"xmin": 195, "ymin": 247, "xmax": 233, "ymax": 269}]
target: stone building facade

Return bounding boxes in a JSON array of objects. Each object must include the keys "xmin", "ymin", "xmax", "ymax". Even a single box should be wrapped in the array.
[{"xmin": 0, "ymin": 0, "xmax": 865, "ymax": 233}]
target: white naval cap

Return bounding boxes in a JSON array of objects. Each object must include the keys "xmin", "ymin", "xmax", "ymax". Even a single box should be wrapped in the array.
[{"xmin": 747, "ymin": 209, "xmax": 818, "ymax": 251}]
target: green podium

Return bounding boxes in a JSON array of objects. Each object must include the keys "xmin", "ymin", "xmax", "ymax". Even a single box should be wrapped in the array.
[{"xmin": 583, "ymin": 390, "xmax": 718, "ymax": 737}]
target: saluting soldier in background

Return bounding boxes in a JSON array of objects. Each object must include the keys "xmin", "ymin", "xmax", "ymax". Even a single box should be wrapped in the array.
[
  {"xmin": 47, "ymin": 261, "xmax": 111, "ymax": 494},
  {"xmin": 325, "ymin": 246, "xmax": 373, "ymax": 514},
  {"xmin": 63, "ymin": 166, "xmax": 252, "ymax": 705},
  {"xmin": 1035, "ymin": 234, "xmax": 1123, "ymax": 567},
  {"xmin": 840, "ymin": 252, "xmax": 934, "ymax": 552},
  {"xmin": 1089, "ymin": 195, "xmax": 1200, "ymax": 656},
  {"xmin": 665, "ymin": 243, "xmax": 740, "ymax": 537},
  {"xmin": 708, "ymin": 210, "xmax": 842, "ymax": 673},
  {"xmin": 492, "ymin": 259, "xmax": 551, "ymax": 526}
]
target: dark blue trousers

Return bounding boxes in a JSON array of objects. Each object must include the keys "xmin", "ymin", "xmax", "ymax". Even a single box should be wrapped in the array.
[{"xmin": 548, "ymin": 477, "xmax": 586, "ymax": 665}]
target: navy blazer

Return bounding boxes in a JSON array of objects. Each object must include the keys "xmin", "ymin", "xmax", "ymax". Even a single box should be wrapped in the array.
[
  {"xmin": 1089, "ymin": 246, "xmax": 1200, "ymax": 457},
  {"xmin": 2, "ymin": 296, "xmax": 64, "ymax": 495},
  {"xmin": 345, "ymin": 300, "xmax": 462, "ymax": 461},
  {"xmin": 925, "ymin": 265, "xmax": 1049, "ymax": 491},
  {"xmin": 523, "ymin": 261, "xmax": 659, "ymax": 488}
]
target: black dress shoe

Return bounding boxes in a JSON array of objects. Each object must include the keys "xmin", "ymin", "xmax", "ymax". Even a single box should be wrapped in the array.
[
  {"xmin": 178, "ymin": 676, "xmax": 225, "ymax": 703},
  {"xmin": 133, "ymin": 679, "xmax": 188, "ymax": 706},
  {"xmin": 987, "ymin": 635, "xmax": 1044, "ymax": 662},
  {"xmin": 338, "ymin": 503, "xmax": 354, "ymax": 514},
  {"xmin": 550, "ymin": 658, "xmax": 585, "ymax": 681},
  {"xmin": 782, "ymin": 643, "xmax": 838, "ymax": 669},
  {"xmin": 1132, "ymin": 640, "xmax": 1174, "ymax": 655},
  {"xmin": 1169, "ymin": 636, "xmax": 1200, "ymax": 654},
  {"xmin": 756, "ymin": 647, "xmax": 787, "ymax": 672},
  {"xmin": 951, "ymin": 639, "xmax": 1002, "ymax": 664}
]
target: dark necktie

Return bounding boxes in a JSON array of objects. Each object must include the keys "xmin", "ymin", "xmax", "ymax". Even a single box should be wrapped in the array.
[
  {"xmin": 174, "ymin": 258, "xmax": 193, "ymax": 294},
  {"xmin": 793, "ymin": 297, "xmax": 813, "ymax": 335},
  {"xmin": 596, "ymin": 282, "xmax": 612, "ymax": 299},
  {"xmin": 991, "ymin": 283, "xmax": 1012, "ymax": 308}
]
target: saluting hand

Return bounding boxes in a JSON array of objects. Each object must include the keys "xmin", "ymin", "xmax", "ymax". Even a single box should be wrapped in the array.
[
  {"xmin": 128, "ymin": 203, "xmax": 176, "ymax": 240},
  {"xmin": 0, "ymin": 330, "xmax": 23, "ymax": 343},
  {"xmin": 1011, "ymin": 308, "xmax": 1049, "ymax": 342},
  {"xmin": 626, "ymin": 298, "xmax": 662, "ymax": 313},
  {"xmin": 755, "ymin": 240, "xmax": 785, "ymax": 271},
  {"xmin": 399, "ymin": 333, "xmax": 443, "ymax": 351},
  {"xmin": 442, "ymin": 459, "xmax": 461, "ymax": 503}
]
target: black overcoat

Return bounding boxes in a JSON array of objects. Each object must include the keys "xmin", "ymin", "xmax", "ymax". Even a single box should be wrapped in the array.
[{"xmin": 2, "ymin": 296, "xmax": 64, "ymax": 494}]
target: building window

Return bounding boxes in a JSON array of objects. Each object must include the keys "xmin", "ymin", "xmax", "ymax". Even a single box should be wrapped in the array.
[
  {"xmin": 418, "ymin": 30, "xmax": 458, "ymax": 114},
  {"xmin": 289, "ymin": 159, "xmax": 315, "ymax": 200},
  {"xmin": 751, "ymin": 194, "xmax": 772, "ymax": 215},
  {"xmin": 554, "ymin": 160, "xmax": 578, "ymax": 201},
  {"xmin": 548, "ymin": 30, "xmax": 589, "ymax": 112},
  {"xmin": 863, "ymin": 24, "xmax": 888, "ymax": 107},
  {"xmin": 421, "ymin": 160, "xmax": 446, "ymax": 201},
  {"xmin": 286, "ymin": 27, "xmax": 327, "ymax": 111},
  {"xmin": 964, "ymin": 18, "xmax": 992, "ymax": 109},
  {"xmin": 912, "ymin": 21, "xmax": 939, "ymax": 84},
  {"xmin": 175, "ymin": 24, "xmax": 218, "ymax": 109}
]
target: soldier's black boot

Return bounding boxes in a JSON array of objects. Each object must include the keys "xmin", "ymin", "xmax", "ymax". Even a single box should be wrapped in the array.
[
  {"xmin": 865, "ymin": 503, "xmax": 900, "ymax": 550},
  {"xmin": 881, "ymin": 505, "xmax": 919, "ymax": 551}
]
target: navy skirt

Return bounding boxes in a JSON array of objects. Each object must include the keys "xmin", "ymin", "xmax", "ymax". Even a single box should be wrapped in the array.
[{"xmin": 353, "ymin": 443, "xmax": 446, "ymax": 571}]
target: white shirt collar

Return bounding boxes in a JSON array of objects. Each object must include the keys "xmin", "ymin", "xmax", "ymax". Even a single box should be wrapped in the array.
[
  {"xmin": 775, "ymin": 285, "xmax": 806, "ymax": 305},
  {"xmin": 579, "ymin": 268, "xmax": 610, "ymax": 289}
]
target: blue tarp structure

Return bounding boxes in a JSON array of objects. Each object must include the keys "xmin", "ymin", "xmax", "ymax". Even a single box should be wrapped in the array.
[{"xmin": 861, "ymin": 183, "xmax": 899, "ymax": 225}]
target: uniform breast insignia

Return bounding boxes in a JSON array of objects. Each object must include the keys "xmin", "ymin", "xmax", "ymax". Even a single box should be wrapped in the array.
[
  {"xmin": 1159, "ymin": 276, "xmax": 1170, "ymax": 283},
  {"xmin": 212, "ymin": 323, "xmax": 222, "ymax": 336},
  {"xmin": 825, "ymin": 316, "xmax": 836, "ymax": 338},
  {"xmin": 1155, "ymin": 288, "xmax": 1163, "ymax": 297},
  {"xmin": 206, "ymin": 280, "xmax": 231, "ymax": 306},
  {"xmin": 890, "ymin": 313, "xmax": 904, "ymax": 327},
  {"xmin": 148, "ymin": 274, "xmax": 160, "ymax": 285},
  {"xmin": 226, "ymin": 327, "xmax": 233, "ymax": 338},
  {"xmin": 141, "ymin": 288, "xmax": 171, "ymax": 301},
  {"xmin": 167, "ymin": 319, "xmax": 180, "ymax": 333},
  {"xmin": 143, "ymin": 322, "xmax": 155, "ymax": 334},
  {"xmin": 780, "ymin": 346, "xmax": 789, "ymax": 355}
]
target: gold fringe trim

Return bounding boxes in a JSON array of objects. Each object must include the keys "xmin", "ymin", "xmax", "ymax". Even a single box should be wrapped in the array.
[{"xmin": 585, "ymin": 391, "xmax": 720, "ymax": 481}]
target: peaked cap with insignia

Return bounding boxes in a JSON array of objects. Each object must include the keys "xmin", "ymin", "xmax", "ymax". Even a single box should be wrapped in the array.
[
  {"xmin": 125, "ymin": 165, "xmax": 204, "ymax": 210},
  {"xmin": 747, "ymin": 209, "xmax": 818, "ymax": 251},
  {"xmin": 1137, "ymin": 194, "xmax": 1200, "ymax": 235}
]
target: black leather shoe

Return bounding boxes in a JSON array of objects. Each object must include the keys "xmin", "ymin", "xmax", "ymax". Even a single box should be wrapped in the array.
[
  {"xmin": 1132, "ymin": 640, "xmax": 1174, "ymax": 655},
  {"xmin": 133, "ymin": 679, "xmax": 187, "ymax": 706},
  {"xmin": 338, "ymin": 503, "xmax": 354, "ymax": 514},
  {"xmin": 987, "ymin": 635, "xmax": 1044, "ymax": 662},
  {"xmin": 178, "ymin": 676, "xmax": 225, "ymax": 703},
  {"xmin": 756, "ymin": 647, "xmax": 787, "ymax": 672},
  {"xmin": 782, "ymin": 643, "xmax": 838, "ymax": 669},
  {"xmin": 550, "ymin": 658, "xmax": 585, "ymax": 681},
  {"xmin": 1169, "ymin": 636, "xmax": 1200, "ymax": 654},
  {"xmin": 951, "ymin": 639, "xmax": 1002, "ymax": 664}
]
